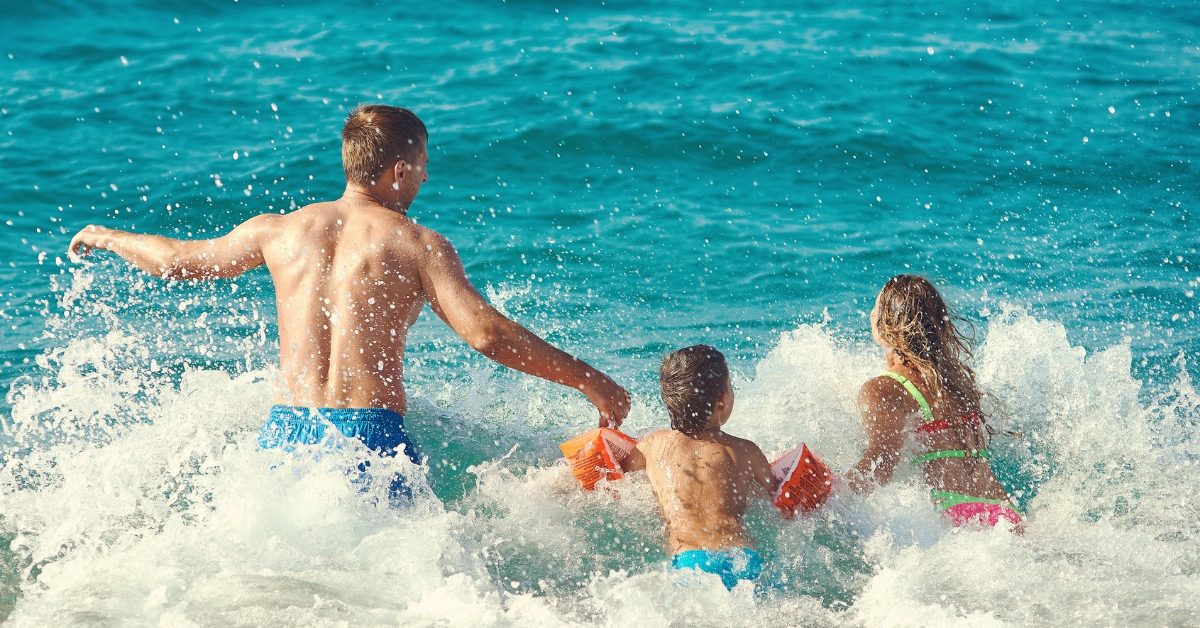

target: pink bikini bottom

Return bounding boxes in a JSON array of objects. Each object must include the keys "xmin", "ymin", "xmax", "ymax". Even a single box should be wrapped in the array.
[{"xmin": 945, "ymin": 501, "xmax": 1023, "ymax": 527}]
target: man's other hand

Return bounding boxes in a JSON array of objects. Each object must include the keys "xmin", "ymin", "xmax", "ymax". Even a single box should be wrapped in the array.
[{"xmin": 583, "ymin": 374, "xmax": 631, "ymax": 428}]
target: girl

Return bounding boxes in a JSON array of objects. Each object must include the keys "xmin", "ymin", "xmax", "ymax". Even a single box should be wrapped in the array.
[{"xmin": 848, "ymin": 275, "xmax": 1021, "ymax": 528}]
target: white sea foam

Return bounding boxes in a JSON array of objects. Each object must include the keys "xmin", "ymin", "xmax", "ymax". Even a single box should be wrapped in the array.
[{"xmin": 1, "ymin": 288, "xmax": 1197, "ymax": 626}]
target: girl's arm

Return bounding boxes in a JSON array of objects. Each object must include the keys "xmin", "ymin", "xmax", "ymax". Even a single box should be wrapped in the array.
[{"xmin": 846, "ymin": 376, "xmax": 910, "ymax": 493}]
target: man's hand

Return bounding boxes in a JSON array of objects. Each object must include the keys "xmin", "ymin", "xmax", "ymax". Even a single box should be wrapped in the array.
[
  {"xmin": 581, "ymin": 373, "xmax": 631, "ymax": 428},
  {"xmin": 68, "ymin": 225, "xmax": 115, "ymax": 261},
  {"xmin": 419, "ymin": 230, "xmax": 633, "ymax": 427}
]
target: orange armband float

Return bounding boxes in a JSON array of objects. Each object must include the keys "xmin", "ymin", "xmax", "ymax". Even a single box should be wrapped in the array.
[
  {"xmin": 771, "ymin": 443, "xmax": 832, "ymax": 517},
  {"xmin": 559, "ymin": 428, "xmax": 638, "ymax": 490}
]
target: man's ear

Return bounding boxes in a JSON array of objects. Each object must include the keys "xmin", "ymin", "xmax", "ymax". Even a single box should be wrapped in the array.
[{"xmin": 393, "ymin": 159, "xmax": 408, "ymax": 180}]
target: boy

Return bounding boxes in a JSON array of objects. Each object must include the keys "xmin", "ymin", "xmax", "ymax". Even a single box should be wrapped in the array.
[{"xmin": 621, "ymin": 345, "xmax": 778, "ymax": 590}]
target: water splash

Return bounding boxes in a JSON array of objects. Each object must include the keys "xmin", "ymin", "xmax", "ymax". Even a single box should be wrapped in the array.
[{"xmin": 2, "ymin": 280, "xmax": 1197, "ymax": 625}]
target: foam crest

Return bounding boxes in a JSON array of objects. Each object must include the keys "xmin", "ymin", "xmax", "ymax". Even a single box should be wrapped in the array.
[
  {"xmin": 836, "ymin": 308, "xmax": 1200, "ymax": 625},
  {"xmin": 733, "ymin": 320, "xmax": 877, "ymax": 466}
]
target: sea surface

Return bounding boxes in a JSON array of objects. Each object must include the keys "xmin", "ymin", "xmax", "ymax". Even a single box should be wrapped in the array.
[{"xmin": 1, "ymin": 1, "xmax": 1198, "ymax": 625}]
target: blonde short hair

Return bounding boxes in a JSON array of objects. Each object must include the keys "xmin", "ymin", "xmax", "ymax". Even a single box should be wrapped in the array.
[{"xmin": 341, "ymin": 104, "xmax": 427, "ymax": 185}]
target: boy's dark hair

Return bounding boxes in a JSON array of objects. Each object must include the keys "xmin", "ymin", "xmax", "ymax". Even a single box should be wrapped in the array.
[
  {"xmin": 341, "ymin": 104, "xmax": 428, "ymax": 185},
  {"xmin": 660, "ymin": 345, "xmax": 729, "ymax": 435}
]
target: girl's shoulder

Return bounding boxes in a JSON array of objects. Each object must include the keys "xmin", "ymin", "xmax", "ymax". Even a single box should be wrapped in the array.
[
  {"xmin": 858, "ymin": 372, "xmax": 926, "ymax": 419},
  {"xmin": 859, "ymin": 372, "xmax": 912, "ymax": 400}
]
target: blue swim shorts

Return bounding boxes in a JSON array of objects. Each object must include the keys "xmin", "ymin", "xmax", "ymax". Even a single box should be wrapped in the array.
[
  {"xmin": 257, "ymin": 405, "xmax": 422, "ymax": 503},
  {"xmin": 671, "ymin": 547, "xmax": 764, "ymax": 590}
]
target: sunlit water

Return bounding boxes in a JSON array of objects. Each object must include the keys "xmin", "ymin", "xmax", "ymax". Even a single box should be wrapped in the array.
[{"xmin": 1, "ymin": 1, "xmax": 1198, "ymax": 625}]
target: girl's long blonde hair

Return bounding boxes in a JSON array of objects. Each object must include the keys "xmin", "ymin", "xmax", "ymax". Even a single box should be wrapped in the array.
[{"xmin": 875, "ymin": 275, "xmax": 982, "ymax": 412}]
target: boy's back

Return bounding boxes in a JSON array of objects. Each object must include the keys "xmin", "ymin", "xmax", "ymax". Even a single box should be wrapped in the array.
[
  {"xmin": 635, "ymin": 429, "xmax": 774, "ymax": 553},
  {"xmin": 619, "ymin": 344, "xmax": 778, "ymax": 590}
]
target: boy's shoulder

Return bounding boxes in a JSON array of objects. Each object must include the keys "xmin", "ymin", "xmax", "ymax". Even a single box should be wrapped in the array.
[
  {"xmin": 640, "ymin": 429, "xmax": 764, "ymax": 457},
  {"xmin": 636, "ymin": 429, "xmax": 687, "ymax": 455},
  {"xmin": 717, "ymin": 431, "xmax": 768, "ymax": 457},
  {"xmin": 637, "ymin": 429, "xmax": 674, "ymax": 446}
]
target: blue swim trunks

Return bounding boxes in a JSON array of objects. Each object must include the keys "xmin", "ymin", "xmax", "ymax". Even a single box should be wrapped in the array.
[
  {"xmin": 671, "ymin": 547, "xmax": 764, "ymax": 590},
  {"xmin": 257, "ymin": 405, "xmax": 422, "ymax": 504}
]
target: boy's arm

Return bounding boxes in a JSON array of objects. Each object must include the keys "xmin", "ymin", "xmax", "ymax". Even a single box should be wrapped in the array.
[
  {"xmin": 620, "ymin": 438, "xmax": 649, "ymax": 473},
  {"xmin": 417, "ymin": 231, "xmax": 630, "ymax": 427},
  {"xmin": 846, "ymin": 377, "xmax": 908, "ymax": 494},
  {"xmin": 68, "ymin": 215, "xmax": 276, "ymax": 280},
  {"xmin": 749, "ymin": 442, "xmax": 779, "ymax": 499}
]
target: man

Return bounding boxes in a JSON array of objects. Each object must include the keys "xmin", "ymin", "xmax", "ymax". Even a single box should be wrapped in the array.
[{"xmin": 68, "ymin": 105, "xmax": 630, "ymax": 497}]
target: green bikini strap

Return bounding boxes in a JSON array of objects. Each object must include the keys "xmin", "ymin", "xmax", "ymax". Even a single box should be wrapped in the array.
[
  {"xmin": 880, "ymin": 371, "xmax": 934, "ymax": 423},
  {"xmin": 929, "ymin": 489, "xmax": 1017, "ymax": 512},
  {"xmin": 910, "ymin": 448, "xmax": 991, "ymax": 465}
]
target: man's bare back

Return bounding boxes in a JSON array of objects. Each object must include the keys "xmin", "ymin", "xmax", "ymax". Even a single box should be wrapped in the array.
[
  {"xmin": 633, "ymin": 429, "xmax": 775, "ymax": 553},
  {"xmin": 261, "ymin": 199, "xmax": 451, "ymax": 412},
  {"xmin": 68, "ymin": 105, "xmax": 630, "ymax": 427}
]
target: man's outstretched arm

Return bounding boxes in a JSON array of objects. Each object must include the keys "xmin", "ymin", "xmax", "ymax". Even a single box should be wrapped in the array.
[
  {"xmin": 418, "ymin": 232, "xmax": 631, "ymax": 427},
  {"xmin": 68, "ymin": 215, "xmax": 276, "ymax": 280}
]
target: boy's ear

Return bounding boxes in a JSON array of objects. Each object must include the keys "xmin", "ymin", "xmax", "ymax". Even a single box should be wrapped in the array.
[{"xmin": 716, "ymin": 382, "xmax": 735, "ymax": 424}]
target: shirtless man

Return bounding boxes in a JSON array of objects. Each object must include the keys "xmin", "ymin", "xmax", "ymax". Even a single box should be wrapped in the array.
[
  {"xmin": 620, "ymin": 345, "xmax": 777, "ymax": 591},
  {"xmin": 68, "ymin": 105, "xmax": 630, "ymax": 498}
]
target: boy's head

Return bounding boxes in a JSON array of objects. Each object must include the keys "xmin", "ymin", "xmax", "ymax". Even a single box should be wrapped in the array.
[{"xmin": 660, "ymin": 345, "xmax": 733, "ymax": 435}]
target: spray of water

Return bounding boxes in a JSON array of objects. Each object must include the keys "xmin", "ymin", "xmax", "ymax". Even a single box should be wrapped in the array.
[{"xmin": 1, "ymin": 271, "xmax": 1197, "ymax": 626}]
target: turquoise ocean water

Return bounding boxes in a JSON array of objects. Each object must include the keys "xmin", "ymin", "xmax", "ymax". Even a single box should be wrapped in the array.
[{"xmin": 1, "ymin": 1, "xmax": 1198, "ymax": 625}]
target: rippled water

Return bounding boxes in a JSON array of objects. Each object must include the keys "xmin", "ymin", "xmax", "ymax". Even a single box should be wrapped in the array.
[{"xmin": 1, "ymin": 1, "xmax": 1198, "ymax": 625}]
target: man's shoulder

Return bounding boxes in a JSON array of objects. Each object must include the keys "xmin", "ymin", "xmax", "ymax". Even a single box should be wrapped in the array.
[
  {"xmin": 290, "ymin": 200, "xmax": 338, "ymax": 215},
  {"xmin": 268, "ymin": 202, "xmax": 333, "ymax": 228},
  {"xmin": 286, "ymin": 202, "xmax": 450, "ymax": 239},
  {"xmin": 410, "ymin": 221, "xmax": 451, "ymax": 246},
  {"xmin": 405, "ymin": 222, "xmax": 463, "ymax": 265}
]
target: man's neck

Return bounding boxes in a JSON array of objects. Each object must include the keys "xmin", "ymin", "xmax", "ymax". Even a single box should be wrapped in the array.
[{"xmin": 340, "ymin": 184, "xmax": 407, "ymax": 214}]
